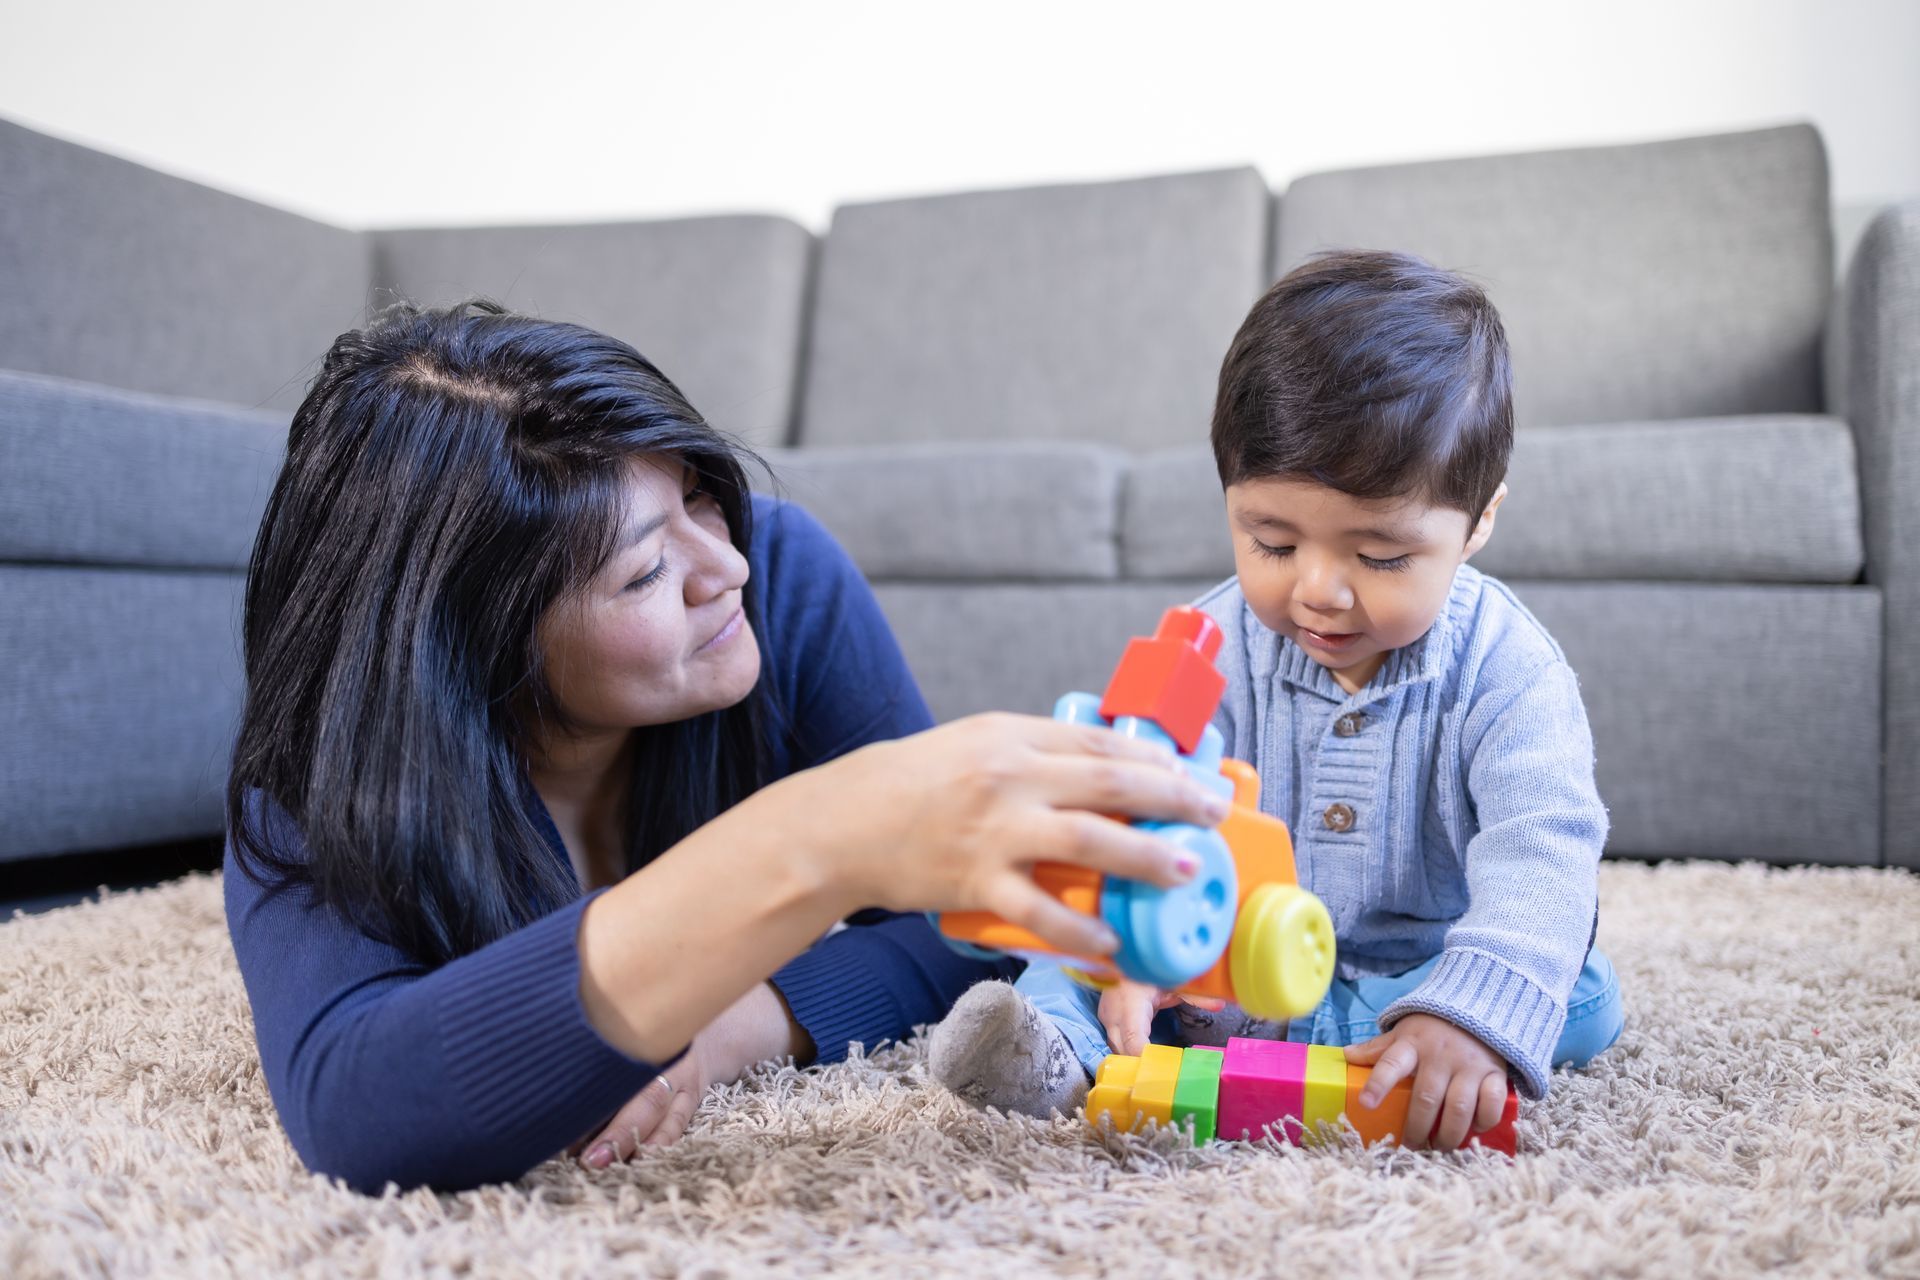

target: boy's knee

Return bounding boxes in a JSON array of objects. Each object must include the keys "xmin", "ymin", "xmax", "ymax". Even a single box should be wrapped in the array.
[{"xmin": 1553, "ymin": 952, "xmax": 1624, "ymax": 1067}]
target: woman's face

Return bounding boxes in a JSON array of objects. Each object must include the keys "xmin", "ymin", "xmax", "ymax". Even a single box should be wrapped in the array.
[{"xmin": 536, "ymin": 456, "xmax": 761, "ymax": 740}]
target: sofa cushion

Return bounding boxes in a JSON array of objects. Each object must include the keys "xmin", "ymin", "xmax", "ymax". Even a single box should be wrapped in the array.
[
  {"xmin": 0, "ymin": 371, "xmax": 286, "ymax": 570},
  {"xmin": 1120, "ymin": 415, "xmax": 1864, "ymax": 584},
  {"xmin": 0, "ymin": 565, "xmax": 245, "ymax": 859},
  {"xmin": 873, "ymin": 580, "xmax": 1226, "ymax": 723},
  {"xmin": 0, "ymin": 119, "xmax": 370, "ymax": 414},
  {"xmin": 1517, "ymin": 580, "xmax": 1880, "ymax": 866},
  {"xmin": 757, "ymin": 443, "xmax": 1123, "ymax": 580},
  {"xmin": 1122, "ymin": 449, "xmax": 1229, "ymax": 579},
  {"xmin": 1275, "ymin": 123, "xmax": 1832, "ymax": 429},
  {"xmin": 372, "ymin": 215, "xmax": 812, "ymax": 447},
  {"xmin": 800, "ymin": 168, "xmax": 1268, "ymax": 450}
]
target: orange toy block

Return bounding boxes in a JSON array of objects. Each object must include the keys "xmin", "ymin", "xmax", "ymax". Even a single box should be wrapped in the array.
[
  {"xmin": 1344, "ymin": 1057, "xmax": 1518, "ymax": 1155},
  {"xmin": 1098, "ymin": 606, "xmax": 1227, "ymax": 755}
]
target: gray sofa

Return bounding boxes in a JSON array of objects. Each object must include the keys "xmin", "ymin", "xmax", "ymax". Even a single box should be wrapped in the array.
[{"xmin": 3, "ymin": 118, "xmax": 1914, "ymax": 873}]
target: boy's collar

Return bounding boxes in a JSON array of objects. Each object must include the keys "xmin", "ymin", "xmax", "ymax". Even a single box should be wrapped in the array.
[{"xmin": 1255, "ymin": 564, "xmax": 1483, "ymax": 705}]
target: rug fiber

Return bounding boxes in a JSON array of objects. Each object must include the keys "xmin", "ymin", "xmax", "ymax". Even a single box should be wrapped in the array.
[{"xmin": 3, "ymin": 860, "xmax": 1918, "ymax": 1278}]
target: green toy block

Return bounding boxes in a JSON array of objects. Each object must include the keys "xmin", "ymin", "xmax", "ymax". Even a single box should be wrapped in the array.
[{"xmin": 1171, "ymin": 1046, "xmax": 1225, "ymax": 1143}]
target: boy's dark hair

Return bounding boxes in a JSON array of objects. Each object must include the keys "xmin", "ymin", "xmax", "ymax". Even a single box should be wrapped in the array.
[{"xmin": 1211, "ymin": 249, "xmax": 1513, "ymax": 531}]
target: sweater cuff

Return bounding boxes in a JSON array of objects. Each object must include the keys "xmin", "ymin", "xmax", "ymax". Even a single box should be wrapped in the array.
[
  {"xmin": 437, "ymin": 889, "xmax": 683, "ymax": 1157},
  {"xmin": 769, "ymin": 927, "xmax": 906, "ymax": 1066},
  {"xmin": 770, "ymin": 914, "xmax": 1023, "ymax": 1066},
  {"xmin": 1376, "ymin": 947, "xmax": 1565, "ymax": 1101}
]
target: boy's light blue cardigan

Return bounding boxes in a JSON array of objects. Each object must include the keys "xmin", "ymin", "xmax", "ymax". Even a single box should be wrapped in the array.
[{"xmin": 1195, "ymin": 562, "xmax": 1608, "ymax": 1099}]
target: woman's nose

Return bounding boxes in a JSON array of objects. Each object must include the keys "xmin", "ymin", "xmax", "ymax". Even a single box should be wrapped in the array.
[{"xmin": 681, "ymin": 517, "xmax": 749, "ymax": 604}]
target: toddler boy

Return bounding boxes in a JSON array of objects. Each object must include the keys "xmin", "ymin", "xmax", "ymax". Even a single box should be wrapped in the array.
[{"xmin": 929, "ymin": 249, "xmax": 1625, "ymax": 1151}]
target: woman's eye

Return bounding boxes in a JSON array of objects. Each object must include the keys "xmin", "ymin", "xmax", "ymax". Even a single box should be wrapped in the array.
[{"xmin": 626, "ymin": 559, "xmax": 668, "ymax": 592}]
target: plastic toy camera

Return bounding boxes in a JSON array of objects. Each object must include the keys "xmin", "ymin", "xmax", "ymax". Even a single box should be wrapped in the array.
[{"xmin": 936, "ymin": 606, "xmax": 1337, "ymax": 1022}]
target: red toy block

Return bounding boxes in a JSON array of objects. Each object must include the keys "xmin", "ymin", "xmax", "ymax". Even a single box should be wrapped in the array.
[{"xmin": 1099, "ymin": 606, "xmax": 1227, "ymax": 754}]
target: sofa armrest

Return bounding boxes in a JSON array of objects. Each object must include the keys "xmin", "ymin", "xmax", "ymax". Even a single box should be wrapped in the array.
[{"xmin": 1830, "ymin": 201, "xmax": 1920, "ymax": 868}]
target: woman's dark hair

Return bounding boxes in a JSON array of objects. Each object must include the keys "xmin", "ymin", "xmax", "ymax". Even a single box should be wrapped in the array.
[
  {"xmin": 1211, "ymin": 249, "xmax": 1513, "ymax": 530},
  {"xmin": 227, "ymin": 299, "xmax": 772, "ymax": 966}
]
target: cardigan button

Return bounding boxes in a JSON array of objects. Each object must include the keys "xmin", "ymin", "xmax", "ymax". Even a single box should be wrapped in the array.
[
  {"xmin": 1334, "ymin": 712, "xmax": 1368, "ymax": 738},
  {"xmin": 1322, "ymin": 803, "xmax": 1356, "ymax": 832}
]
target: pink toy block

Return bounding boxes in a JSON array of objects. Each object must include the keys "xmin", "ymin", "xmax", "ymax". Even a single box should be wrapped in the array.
[{"xmin": 1217, "ymin": 1036, "xmax": 1307, "ymax": 1143}]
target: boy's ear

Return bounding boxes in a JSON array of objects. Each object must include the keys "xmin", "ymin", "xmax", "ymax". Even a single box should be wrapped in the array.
[{"xmin": 1461, "ymin": 482, "xmax": 1508, "ymax": 561}]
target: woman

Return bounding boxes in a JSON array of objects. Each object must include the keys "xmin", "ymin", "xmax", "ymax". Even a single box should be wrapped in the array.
[{"xmin": 225, "ymin": 301, "xmax": 1225, "ymax": 1193}]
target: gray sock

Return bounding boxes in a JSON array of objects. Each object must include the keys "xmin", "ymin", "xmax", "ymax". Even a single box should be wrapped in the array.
[{"xmin": 927, "ymin": 981, "xmax": 1091, "ymax": 1120}]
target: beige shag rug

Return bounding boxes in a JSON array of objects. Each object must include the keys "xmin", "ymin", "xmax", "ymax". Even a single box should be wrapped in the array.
[{"xmin": 3, "ymin": 860, "xmax": 1919, "ymax": 1279}]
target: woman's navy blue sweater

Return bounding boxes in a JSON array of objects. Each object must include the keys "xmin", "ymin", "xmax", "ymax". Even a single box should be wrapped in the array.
[{"xmin": 224, "ymin": 497, "xmax": 1017, "ymax": 1193}]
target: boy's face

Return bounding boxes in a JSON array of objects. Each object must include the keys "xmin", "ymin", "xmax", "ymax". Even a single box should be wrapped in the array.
[{"xmin": 1225, "ymin": 476, "xmax": 1506, "ymax": 694}]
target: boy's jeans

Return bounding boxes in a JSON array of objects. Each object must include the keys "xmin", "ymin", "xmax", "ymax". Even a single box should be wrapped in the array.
[{"xmin": 1019, "ymin": 945, "xmax": 1625, "ymax": 1080}]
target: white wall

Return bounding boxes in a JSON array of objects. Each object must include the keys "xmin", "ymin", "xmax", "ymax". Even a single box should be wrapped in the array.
[{"xmin": 3, "ymin": 0, "xmax": 1915, "ymax": 239}]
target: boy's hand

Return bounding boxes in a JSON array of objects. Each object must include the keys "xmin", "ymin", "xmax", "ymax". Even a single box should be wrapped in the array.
[
  {"xmin": 1343, "ymin": 1012, "xmax": 1511, "ymax": 1151},
  {"xmin": 1096, "ymin": 980, "xmax": 1226, "ymax": 1056}
]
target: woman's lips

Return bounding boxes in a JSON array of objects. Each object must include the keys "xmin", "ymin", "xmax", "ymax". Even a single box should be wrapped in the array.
[{"xmin": 698, "ymin": 606, "xmax": 744, "ymax": 652}]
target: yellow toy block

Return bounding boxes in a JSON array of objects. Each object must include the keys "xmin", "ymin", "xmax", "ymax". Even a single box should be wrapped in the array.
[
  {"xmin": 1131, "ymin": 1044, "xmax": 1183, "ymax": 1128},
  {"xmin": 1088, "ymin": 1054, "xmax": 1141, "ymax": 1132},
  {"xmin": 1299, "ymin": 1044, "xmax": 1348, "ymax": 1145}
]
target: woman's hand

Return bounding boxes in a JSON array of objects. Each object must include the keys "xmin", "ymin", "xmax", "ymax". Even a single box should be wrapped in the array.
[
  {"xmin": 771, "ymin": 712, "xmax": 1234, "ymax": 960},
  {"xmin": 571, "ymin": 1039, "xmax": 712, "ymax": 1168},
  {"xmin": 1096, "ymin": 980, "xmax": 1227, "ymax": 1056},
  {"xmin": 577, "ymin": 712, "xmax": 1232, "ymax": 1066},
  {"xmin": 570, "ymin": 983, "xmax": 806, "ymax": 1167},
  {"xmin": 1343, "ymin": 1012, "xmax": 1511, "ymax": 1150}
]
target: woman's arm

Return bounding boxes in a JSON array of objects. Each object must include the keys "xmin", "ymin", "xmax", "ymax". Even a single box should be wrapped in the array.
[
  {"xmin": 577, "ymin": 713, "xmax": 1233, "ymax": 1062},
  {"xmin": 744, "ymin": 497, "xmax": 1021, "ymax": 1066},
  {"xmin": 224, "ymin": 829, "xmax": 666, "ymax": 1195},
  {"xmin": 230, "ymin": 719, "xmax": 1224, "ymax": 1193}
]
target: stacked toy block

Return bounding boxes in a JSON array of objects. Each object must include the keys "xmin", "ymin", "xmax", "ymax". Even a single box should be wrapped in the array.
[{"xmin": 1087, "ymin": 1036, "xmax": 1518, "ymax": 1155}]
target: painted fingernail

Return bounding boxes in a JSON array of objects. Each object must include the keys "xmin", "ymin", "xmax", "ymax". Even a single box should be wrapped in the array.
[
  {"xmin": 1174, "ymin": 852, "xmax": 1200, "ymax": 880},
  {"xmin": 584, "ymin": 1143, "xmax": 614, "ymax": 1169}
]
